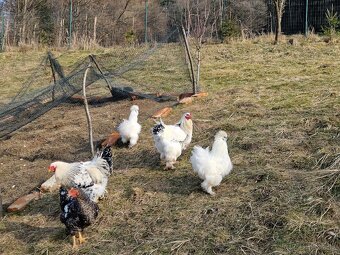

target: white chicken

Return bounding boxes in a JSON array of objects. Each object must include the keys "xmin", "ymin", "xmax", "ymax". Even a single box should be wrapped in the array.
[
  {"xmin": 152, "ymin": 112, "xmax": 193, "ymax": 169},
  {"xmin": 190, "ymin": 130, "xmax": 233, "ymax": 195},
  {"xmin": 48, "ymin": 146, "xmax": 113, "ymax": 202},
  {"xmin": 117, "ymin": 105, "xmax": 141, "ymax": 148}
]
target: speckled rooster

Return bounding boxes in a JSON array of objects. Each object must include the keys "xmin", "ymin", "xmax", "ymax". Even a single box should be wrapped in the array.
[{"xmin": 59, "ymin": 187, "xmax": 99, "ymax": 248}]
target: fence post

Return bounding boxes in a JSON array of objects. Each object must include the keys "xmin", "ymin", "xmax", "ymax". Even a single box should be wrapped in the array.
[{"xmin": 305, "ymin": 0, "xmax": 309, "ymax": 37}]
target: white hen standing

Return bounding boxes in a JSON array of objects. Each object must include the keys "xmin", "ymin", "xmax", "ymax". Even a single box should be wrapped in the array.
[
  {"xmin": 152, "ymin": 123, "xmax": 183, "ymax": 169},
  {"xmin": 190, "ymin": 131, "xmax": 233, "ymax": 195},
  {"xmin": 117, "ymin": 105, "xmax": 141, "ymax": 148},
  {"xmin": 152, "ymin": 113, "xmax": 193, "ymax": 169},
  {"xmin": 48, "ymin": 146, "xmax": 113, "ymax": 202}
]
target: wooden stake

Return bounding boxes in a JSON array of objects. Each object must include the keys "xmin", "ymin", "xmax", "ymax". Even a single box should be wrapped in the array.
[
  {"xmin": 48, "ymin": 52, "xmax": 57, "ymax": 101},
  {"xmin": 82, "ymin": 63, "xmax": 95, "ymax": 157},
  {"xmin": 181, "ymin": 26, "xmax": 196, "ymax": 94},
  {"xmin": 89, "ymin": 55, "xmax": 111, "ymax": 91}
]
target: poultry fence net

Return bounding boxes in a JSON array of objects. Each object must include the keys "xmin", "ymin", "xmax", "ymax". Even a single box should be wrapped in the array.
[{"xmin": 0, "ymin": 28, "xmax": 194, "ymax": 139}]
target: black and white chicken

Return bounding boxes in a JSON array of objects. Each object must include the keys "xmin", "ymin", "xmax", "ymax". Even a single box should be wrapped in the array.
[
  {"xmin": 49, "ymin": 146, "xmax": 113, "ymax": 202},
  {"xmin": 59, "ymin": 187, "xmax": 99, "ymax": 248},
  {"xmin": 152, "ymin": 113, "xmax": 193, "ymax": 169}
]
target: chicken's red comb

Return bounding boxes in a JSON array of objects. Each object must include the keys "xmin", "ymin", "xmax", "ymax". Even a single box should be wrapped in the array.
[{"xmin": 68, "ymin": 188, "xmax": 80, "ymax": 198}]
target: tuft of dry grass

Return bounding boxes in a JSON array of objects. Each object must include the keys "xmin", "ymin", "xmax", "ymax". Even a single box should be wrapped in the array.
[{"xmin": 0, "ymin": 36, "xmax": 339, "ymax": 254}]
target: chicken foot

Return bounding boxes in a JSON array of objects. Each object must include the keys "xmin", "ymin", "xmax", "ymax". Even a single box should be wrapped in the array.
[
  {"xmin": 164, "ymin": 161, "xmax": 176, "ymax": 170},
  {"xmin": 78, "ymin": 232, "xmax": 86, "ymax": 244},
  {"xmin": 201, "ymin": 181, "xmax": 215, "ymax": 196}
]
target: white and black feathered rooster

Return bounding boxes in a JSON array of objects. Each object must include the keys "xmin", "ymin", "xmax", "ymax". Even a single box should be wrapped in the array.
[
  {"xmin": 117, "ymin": 105, "xmax": 141, "ymax": 148},
  {"xmin": 49, "ymin": 146, "xmax": 113, "ymax": 202},
  {"xmin": 152, "ymin": 113, "xmax": 193, "ymax": 169},
  {"xmin": 190, "ymin": 130, "xmax": 233, "ymax": 195},
  {"xmin": 59, "ymin": 187, "xmax": 99, "ymax": 248}
]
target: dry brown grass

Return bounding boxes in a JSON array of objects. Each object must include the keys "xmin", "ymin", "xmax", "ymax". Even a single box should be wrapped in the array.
[{"xmin": 0, "ymin": 37, "xmax": 339, "ymax": 254}]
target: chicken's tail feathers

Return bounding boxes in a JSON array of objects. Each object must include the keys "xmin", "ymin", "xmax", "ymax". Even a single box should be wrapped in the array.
[
  {"xmin": 152, "ymin": 121, "xmax": 165, "ymax": 136},
  {"xmin": 98, "ymin": 145, "xmax": 113, "ymax": 174}
]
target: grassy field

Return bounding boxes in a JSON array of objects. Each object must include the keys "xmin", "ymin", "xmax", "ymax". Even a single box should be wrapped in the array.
[{"xmin": 0, "ymin": 36, "xmax": 339, "ymax": 255}]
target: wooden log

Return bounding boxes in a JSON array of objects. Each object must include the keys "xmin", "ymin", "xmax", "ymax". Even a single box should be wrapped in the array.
[
  {"xmin": 179, "ymin": 92, "xmax": 194, "ymax": 100},
  {"xmin": 0, "ymin": 115, "xmax": 15, "ymax": 124},
  {"xmin": 192, "ymin": 92, "xmax": 208, "ymax": 98},
  {"xmin": 178, "ymin": 97, "xmax": 194, "ymax": 104},
  {"xmin": 40, "ymin": 175, "xmax": 59, "ymax": 192},
  {"xmin": 152, "ymin": 107, "xmax": 172, "ymax": 118},
  {"xmin": 7, "ymin": 191, "xmax": 41, "ymax": 212},
  {"xmin": 101, "ymin": 131, "xmax": 121, "ymax": 147}
]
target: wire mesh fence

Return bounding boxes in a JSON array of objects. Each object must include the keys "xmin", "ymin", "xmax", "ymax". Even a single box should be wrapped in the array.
[
  {"xmin": 267, "ymin": 0, "xmax": 340, "ymax": 34},
  {"xmin": 0, "ymin": 29, "xmax": 192, "ymax": 139}
]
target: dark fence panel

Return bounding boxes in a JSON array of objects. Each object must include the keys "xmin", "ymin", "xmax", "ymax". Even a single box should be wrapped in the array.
[{"xmin": 268, "ymin": 0, "xmax": 340, "ymax": 35}]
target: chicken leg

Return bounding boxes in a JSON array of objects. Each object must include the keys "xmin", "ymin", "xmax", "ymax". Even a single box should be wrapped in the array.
[
  {"xmin": 201, "ymin": 181, "xmax": 215, "ymax": 196},
  {"xmin": 72, "ymin": 235, "xmax": 78, "ymax": 249},
  {"xmin": 78, "ymin": 232, "xmax": 86, "ymax": 244}
]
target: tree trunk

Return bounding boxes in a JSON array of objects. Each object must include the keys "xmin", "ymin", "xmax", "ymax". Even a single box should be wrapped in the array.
[
  {"xmin": 274, "ymin": 0, "xmax": 285, "ymax": 45},
  {"xmin": 58, "ymin": 19, "xmax": 64, "ymax": 48},
  {"xmin": 93, "ymin": 16, "xmax": 97, "ymax": 44},
  {"xmin": 32, "ymin": 23, "xmax": 36, "ymax": 45},
  {"xmin": 4, "ymin": 19, "xmax": 9, "ymax": 49},
  {"xmin": 21, "ymin": 0, "xmax": 28, "ymax": 44},
  {"xmin": 196, "ymin": 46, "xmax": 201, "ymax": 92}
]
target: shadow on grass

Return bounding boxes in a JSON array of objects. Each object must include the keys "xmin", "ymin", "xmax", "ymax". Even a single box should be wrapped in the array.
[
  {"xmin": 162, "ymin": 174, "xmax": 202, "ymax": 195},
  {"xmin": 5, "ymin": 193, "xmax": 61, "ymax": 219},
  {"xmin": 1, "ymin": 221, "xmax": 64, "ymax": 244},
  {"xmin": 112, "ymin": 148, "xmax": 160, "ymax": 171}
]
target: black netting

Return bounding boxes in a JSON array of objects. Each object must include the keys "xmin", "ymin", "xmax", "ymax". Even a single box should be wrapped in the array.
[{"xmin": 0, "ymin": 29, "xmax": 192, "ymax": 139}]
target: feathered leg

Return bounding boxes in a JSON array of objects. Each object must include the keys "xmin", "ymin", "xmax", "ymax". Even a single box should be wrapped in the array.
[
  {"xmin": 160, "ymin": 153, "xmax": 165, "ymax": 161},
  {"xmin": 99, "ymin": 189, "xmax": 108, "ymax": 200},
  {"xmin": 129, "ymin": 136, "xmax": 138, "ymax": 148},
  {"xmin": 164, "ymin": 161, "xmax": 175, "ymax": 170},
  {"xmin": 121, "ymin": 136, "xmax": 128, "ymax": 144},
  {"xmin": 201, "ymin": 180, "xmax": 215, "ymax": 195}
]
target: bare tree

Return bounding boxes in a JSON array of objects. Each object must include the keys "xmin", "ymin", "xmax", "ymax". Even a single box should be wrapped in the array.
[
  {"xmin": 272, "ymin": 0, "xmax": 286, "ymax": 44},
  {"xmin": 191, "ymin": 0, "xmax": 211, "ymax": 92}
]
